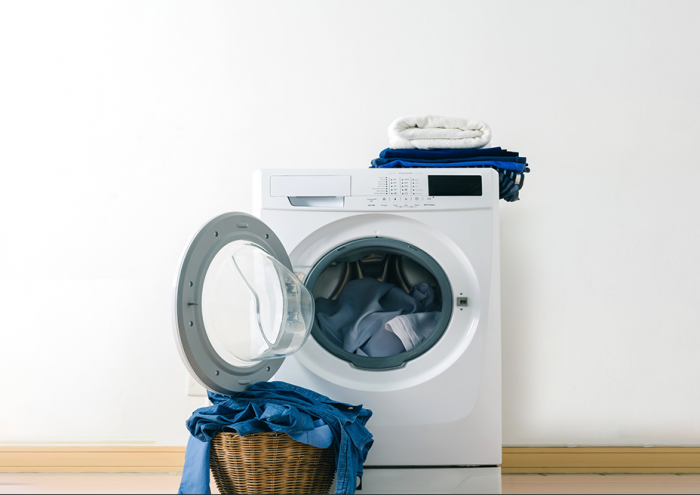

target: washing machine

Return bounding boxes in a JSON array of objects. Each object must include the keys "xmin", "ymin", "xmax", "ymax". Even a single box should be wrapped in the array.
[{"xmin": 173, "ymin": 168, "xmax": 502, "ymax": 494}]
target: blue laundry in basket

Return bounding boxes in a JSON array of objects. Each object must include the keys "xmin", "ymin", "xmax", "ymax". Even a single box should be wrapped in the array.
[{"xmin": 178, "ymin": 381, "xmax": 373, "ymax": 495}]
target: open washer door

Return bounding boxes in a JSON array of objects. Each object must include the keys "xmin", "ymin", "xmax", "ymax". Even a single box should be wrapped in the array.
[{"xmin": 173, "ymin": 212, "xmax": 315, "ymax": 395}]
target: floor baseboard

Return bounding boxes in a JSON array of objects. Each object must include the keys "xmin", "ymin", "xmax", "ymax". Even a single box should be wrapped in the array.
[
  {"xmin": 0, "ymin": 446, "xmax": 186, "ymax": 473},
  {"xmin": 3, "ymin": 446, "xmax": 700, "ymax": 474},
  {"xmin": 502, "ymin": 447, "xmax": 700, "ymax": 474}
]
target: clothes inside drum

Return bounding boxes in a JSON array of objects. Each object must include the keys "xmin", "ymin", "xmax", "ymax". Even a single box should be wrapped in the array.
[{"xmin": 312, "ymin": 253, "xmax": 442, "ymax": 358}]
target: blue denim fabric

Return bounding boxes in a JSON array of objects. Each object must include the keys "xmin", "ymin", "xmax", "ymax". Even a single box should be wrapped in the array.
[
  {"xmin": 372, "ymin": 159, "xmax": 526, "ymax": 173},
  {"xmin": 178, "ymin": 381, "xmax": 373, "ymax": 495},
  {"xmin": 179, "ymin": 435, "xmax": 212, "ymax": 495},
  {"xmin": 501, "ymin": 169, "xmax": 525, "ymax": 202},
  {"xmin": 371, "ymin": 156, "xmax": 527, "ymax": 167},
  {"xmin": 379, "ymin": 147, "xmax": 521, "ymax": 159}
]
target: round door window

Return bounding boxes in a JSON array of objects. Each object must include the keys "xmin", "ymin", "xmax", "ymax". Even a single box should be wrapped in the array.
[
  {"xmin": 173, "ymin": 212, "xmax": 315, "ymax": 394},
  {"xmin": 304, "ymin": 238, "xmax": 453, "ymax": 370},
  {"xmin": 202, "ymin": 240, "xmax": 314, "ymax": 367}
]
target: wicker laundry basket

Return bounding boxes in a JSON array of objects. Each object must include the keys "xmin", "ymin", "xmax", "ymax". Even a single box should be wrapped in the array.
[{"xmin": 210, "ymin": 432, "xmax": 336, "ymax": 494}]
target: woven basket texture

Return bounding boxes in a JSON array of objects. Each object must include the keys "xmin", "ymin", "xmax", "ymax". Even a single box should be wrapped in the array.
[{"xmin": 210, "ymin": 432, "xmax": 336, "ymax": 494}]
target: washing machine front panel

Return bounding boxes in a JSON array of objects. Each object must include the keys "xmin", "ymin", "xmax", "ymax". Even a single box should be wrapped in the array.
[
  {"xmin": 252, "ymin": 169, "xmax": 501, "ymax": 466},
  {"xmin": 285, "ymin": 213, "xmax": 487, "ymax": 395},
  {"xmin": 271, "ymin": 210, "xmax": 498, "ymax": 460},
  {"xmin": 173, "ymin": 212, "xmax": 315, "ymax": 394}
]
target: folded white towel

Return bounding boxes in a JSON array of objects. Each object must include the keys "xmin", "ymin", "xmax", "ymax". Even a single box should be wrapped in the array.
[{"xmin": 388, "ymin": 115, "xmax": 492, "ymax": 150}]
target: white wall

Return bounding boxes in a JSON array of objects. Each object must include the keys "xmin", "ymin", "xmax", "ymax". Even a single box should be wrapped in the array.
[{"xmin": 1, "ymin": 0, "xmax": 699, "ymax": 447}]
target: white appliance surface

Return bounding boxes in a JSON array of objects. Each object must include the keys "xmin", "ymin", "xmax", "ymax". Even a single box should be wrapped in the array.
[
  {"xmin": 254, "ymin": 169, "xmax": 502, "ymax": 472},
  {"xmin": 334, "ymin": 467, "xmax": 502, "ymax": 494}
]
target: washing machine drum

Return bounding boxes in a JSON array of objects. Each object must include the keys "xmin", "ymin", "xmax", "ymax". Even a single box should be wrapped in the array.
[{"xmin": 173, "ymin": 212, "xmax": 314, "ymax": 395}]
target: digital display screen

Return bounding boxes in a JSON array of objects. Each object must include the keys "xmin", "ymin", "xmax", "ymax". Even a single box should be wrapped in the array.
[{"xmin": 428, "ymin": 175, "xmax": 482, "ymax": 196}]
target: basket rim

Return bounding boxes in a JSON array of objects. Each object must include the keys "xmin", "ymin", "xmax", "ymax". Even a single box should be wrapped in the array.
[{"xmin": 212, "ymin": 431, "xmax": 335, "ymax": 451}]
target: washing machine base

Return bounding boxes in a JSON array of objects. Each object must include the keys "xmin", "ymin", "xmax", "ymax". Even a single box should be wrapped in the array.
[{"xmin": 331, "ymin": 466, "xmax": 502, "ymax": 494}]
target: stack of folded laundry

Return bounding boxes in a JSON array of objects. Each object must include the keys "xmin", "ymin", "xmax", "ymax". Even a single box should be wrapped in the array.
[{"xmin": 371, "ymin": 115, "xmax": 529, "ymax": 202}]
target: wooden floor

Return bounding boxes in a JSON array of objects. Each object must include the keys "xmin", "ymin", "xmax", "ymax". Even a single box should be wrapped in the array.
[
  {"xmin": 503, "ymin": 474, "xmax": 700, "ymax": 494},
  {"xmin": 0, "ymin": 474, "xmax": 206, "ymax": 495},
  {"xmin": 2, "ymin": 474, "xmax": 700, "ymax": 494}
]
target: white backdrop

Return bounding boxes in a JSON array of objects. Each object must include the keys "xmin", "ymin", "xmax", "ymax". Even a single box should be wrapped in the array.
[{"xmin": 1, "ymin": 0, "xmax": 700, "ymax": 446}]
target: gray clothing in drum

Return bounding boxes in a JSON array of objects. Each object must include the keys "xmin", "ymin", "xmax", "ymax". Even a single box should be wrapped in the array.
[{"xmin": 315, "ymin": 278, "xmax": 441, "ymax": 358}]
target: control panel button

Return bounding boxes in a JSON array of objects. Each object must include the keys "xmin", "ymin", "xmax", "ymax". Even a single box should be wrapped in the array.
[{"xmin": 353, "ymin": 173, "xmax": 429, "ymax": 198}]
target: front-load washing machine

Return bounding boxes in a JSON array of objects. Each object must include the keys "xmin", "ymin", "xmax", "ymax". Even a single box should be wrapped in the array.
[{"xmin": 173, "ymin": 168, "xmax": 502, "ymax": 494}]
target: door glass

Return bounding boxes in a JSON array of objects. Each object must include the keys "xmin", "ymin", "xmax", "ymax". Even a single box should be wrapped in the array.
[{"xmin": 202, "ymin": 240, "xmax": 314, "ymax": 367}]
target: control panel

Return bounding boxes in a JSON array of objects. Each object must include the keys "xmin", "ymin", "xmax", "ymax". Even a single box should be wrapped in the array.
[
  {"xmin": 353, "ymin": 174, "xmax": 434, "ymax": 208},
  {"xmin": 351, "ymin": 171, "xmax": 481, "ymax": 209},
  {"xmin": 259, "ymin": 169, "xmax": 493, "ymax": 211}
]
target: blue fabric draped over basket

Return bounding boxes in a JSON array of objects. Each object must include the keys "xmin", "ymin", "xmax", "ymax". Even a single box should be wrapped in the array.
[{"xmin": 178, "ymin": 381, "xmax": 373, "ymax": 495}]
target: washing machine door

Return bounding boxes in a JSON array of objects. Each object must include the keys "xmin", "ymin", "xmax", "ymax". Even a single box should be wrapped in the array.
[{"xmin": 173, "ymin": 212, "xmax": 315, "ymax": 394}]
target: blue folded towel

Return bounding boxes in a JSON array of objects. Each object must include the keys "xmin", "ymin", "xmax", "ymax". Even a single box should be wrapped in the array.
[
  {"xmin": 379, "ymin": 147, "xmax": 521, "ymax": 160},
  {"xmin": 372, "ymin": 159, "xmax": 526, "ymax": 173},
  {"xmin": 372, "ymin": 156, "xmax": 527, "ymax": 168}
]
